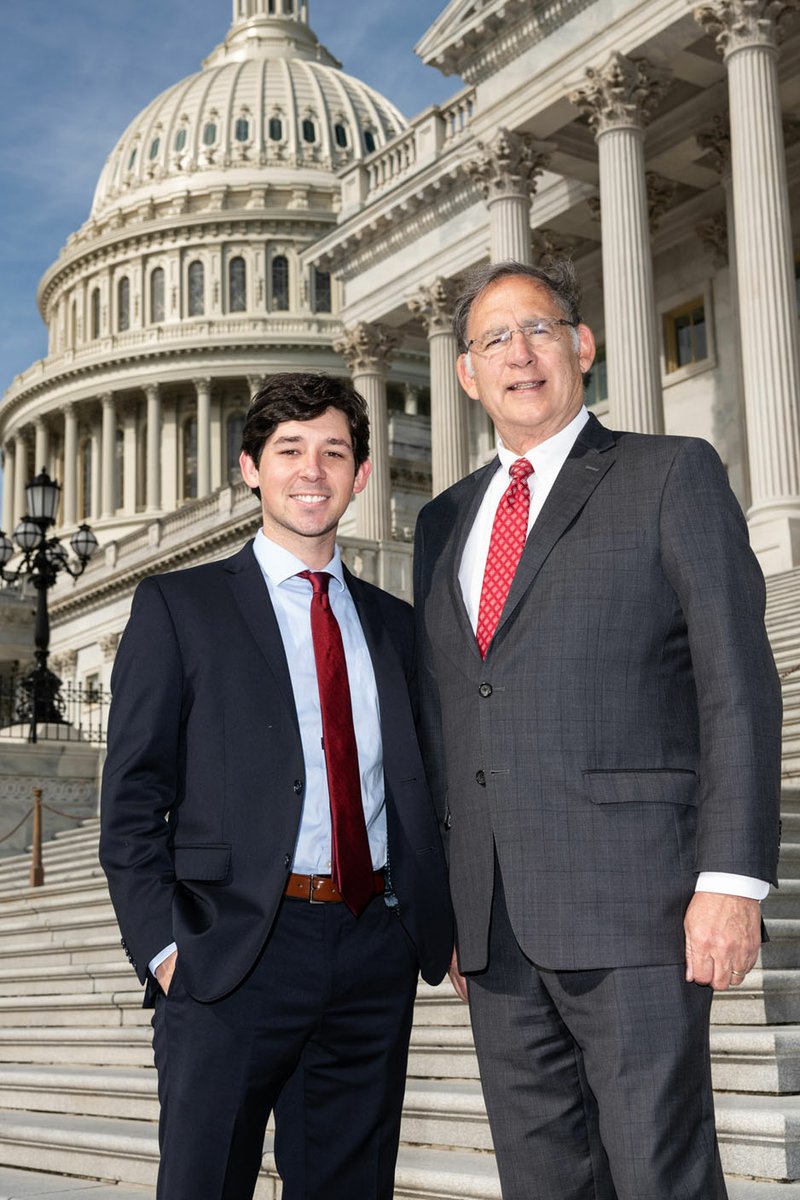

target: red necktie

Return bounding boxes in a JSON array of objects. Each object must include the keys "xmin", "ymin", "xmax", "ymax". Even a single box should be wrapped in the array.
[
  {"xmin": 475, "ymin": 458, "xmax": 534, "ymax": 659},
  {"xmin": 298, "ymin": 570, "xmax": 375, "ymax": 916}
]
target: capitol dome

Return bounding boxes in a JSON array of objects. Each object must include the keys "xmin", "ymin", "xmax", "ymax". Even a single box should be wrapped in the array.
[{"xmin": 91, "ymin": 0, "xmax": 406, "ymax": 219}]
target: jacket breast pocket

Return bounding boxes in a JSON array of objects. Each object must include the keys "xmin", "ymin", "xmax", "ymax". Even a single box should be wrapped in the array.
[
  {"xmin": 582, "ymin": 769, "xmax": 698, "ymax": 807},
  {"xmin": 173, "ymin": 843, "xmax": 231, "ymax": 881}
]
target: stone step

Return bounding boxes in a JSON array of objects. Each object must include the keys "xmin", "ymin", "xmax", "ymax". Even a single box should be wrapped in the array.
[
  {"xmin": 715, "ymin": 1093, "xmax": 800, "ymax": 1180},
  {"xmin": 0, "ymin": 991, "xmax": 147, "ymax": 1029},
  {"xmin": 0, "ymin": 1065, "xmax": 158, "ymax": 1122},
  {"xmin": 0, "ymin": 1027, "xmax": 152, "ymax": 1069},
  {"xmin": 0, "ymin": 936, "xmax": 124, "ymax": 972},
  {"xmin": 0, "ymin": 845, "xmax": 102, "ymax": 877},
  {"xmin": 0, "ymin": 1165, "xmax": 152, "ymax": 1199},
  {"xmin": 0, "ymin": 962, "xmax": 132, "ymax": 998},
  {"xmin": 763, "ymin": 880, "xmax": 800, "ymax": 917}
]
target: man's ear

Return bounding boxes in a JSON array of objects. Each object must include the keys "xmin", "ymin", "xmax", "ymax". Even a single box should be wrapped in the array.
[
  {"xmin": 576, "ymin": 323, "xmax": 596, "ymax": 374},
  {"xmin": 239, "ymin": 450, "xmax": 259, "ymax": 489},
  {"xmin": 353, "ymin": 459, "xmax": 371, "ymax": 496},
  {"xmin": 456, "ymin": 352, "xmax": 480, "ymax": 399}
]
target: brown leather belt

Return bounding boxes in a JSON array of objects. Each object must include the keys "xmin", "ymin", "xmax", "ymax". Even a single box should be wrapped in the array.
[{"xmin": 284, "ymin": 871, "xmax": 385, "ymax": 903}]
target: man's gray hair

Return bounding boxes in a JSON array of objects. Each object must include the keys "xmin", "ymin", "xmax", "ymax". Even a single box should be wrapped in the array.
[{"xmin": 452, "ymin": 259, "xmax": 584, "ymax": 353}]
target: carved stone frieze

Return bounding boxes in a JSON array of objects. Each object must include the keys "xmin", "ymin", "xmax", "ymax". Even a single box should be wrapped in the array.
[
  {"xmin": 646, "ymin": 173, "xmax": 678, "ymax": 232},
  {"xmin": 693, "ymin": 0, "xmax": 799, "ymax": 54},
  {"xmin": 333, "ymin": 323, "xmax": 400, "ymax": 374},
  {"xmin": 570, "ymin": 54, "xmax": 672, "ymax": 136},
  {"xmin": 99, "ymin": 631, "xmax": 121, "ymax": 661},
  {"xmin": 406, "ymin": 277, "xmax": 461, "ymax": 337},
  {"xmin": 530, "ymin": 227, "xmax": 579, "ymax": 264},
  {"xmin": 696, "ymin": 112, "xmax": 732, "ymax": 176},
  {"xmin": 464, "ymin": 128, "xmax": 550, "ymax": 203},
  {"xmin": 696, "ymin": 209, "xmax": 729, "ymax": 266}
]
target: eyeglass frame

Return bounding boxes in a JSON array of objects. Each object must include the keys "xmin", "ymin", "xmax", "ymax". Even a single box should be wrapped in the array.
[{"xmin": 465, "ymin": 317, "xmax": 577, "ymax": 359}]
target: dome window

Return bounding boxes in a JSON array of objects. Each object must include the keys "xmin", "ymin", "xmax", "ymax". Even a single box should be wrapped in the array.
[
  {"xmin": 127, "ymin": 147, "xmax": 138, "ymax": 170},
  {"xmin": 174, "ymin": 128, "xmax": 187, "ymax": 152},
  {"xmin": 229, "ymin": 257, "xmax": 246, "ymax": 313},
  {"xmin": 269, "ymin": 117, "xmax": 283, "ymax": 142},
  {"xmin": 203, "ymin": 122, "xmax": 217, "ymax": 147},
  {"xmin": 117, "ymin": 277, "xmax": 130, "ymax": 332},
  {"xmin": 271, "ymin": 256, "xmax": 289, "ymax": 312},
  {"xmin": 90, "ymin": 288, "xmax": 101, "ymax": 340},
  {"xmin": 235, "ymin": 118, "xmax": 250, "ymax": 143},
  {"xmin": 363, "ymin": 130, "xmax": 376, "ymax": 154},
  {"xmin": 334, "ymin": 124, "xmax": 348, "ymax": 149},
  {"xmin": 188, "ymin": 261, "xmax": 205, "ymax": 317},
  {"xmin": 302, "ymin": 119, "xmax": 316, "ymax": 145},
  {"xmin": 149, "ymin": 137, "xmax": 160, "ymax": 161},
  {"xmin": 313, "ymin": 269, "xmax": 332, "ymax": 314},
  {"xmin": 150, "ymin": 268, "xmax": 165, "ymax": 323}
]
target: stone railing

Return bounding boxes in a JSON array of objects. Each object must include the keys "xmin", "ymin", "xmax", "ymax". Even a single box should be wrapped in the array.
[{"xmin": 340, "ymin": 85, "xmax": 477, "ymax": 214}]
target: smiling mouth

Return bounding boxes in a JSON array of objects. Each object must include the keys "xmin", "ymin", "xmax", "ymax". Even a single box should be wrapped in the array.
[
  {"xmin": 507, "ymin": 380, "xmax": 545, "ymax": 392},
  {"xmin": 292, "ymin": 494, "xmax": 329, "ymax": 505}
]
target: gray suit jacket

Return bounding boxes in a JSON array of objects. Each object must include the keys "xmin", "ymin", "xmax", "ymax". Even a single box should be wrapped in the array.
[{"xmin": 413, "ymin": 413, "xmax": 782, "ymax": 973}]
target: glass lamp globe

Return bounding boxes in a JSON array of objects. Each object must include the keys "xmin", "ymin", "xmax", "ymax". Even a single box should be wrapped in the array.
[
  {"xmin": 25, "ymin": 470, "xmax": 61, "ymax": 525},
  {"xmin": 13, "ymin": 517, "xmax": 40, "ymax": 553},
  {"xmin": 70, "ymin": 524, "xmax": 99, "ymax": 562}
]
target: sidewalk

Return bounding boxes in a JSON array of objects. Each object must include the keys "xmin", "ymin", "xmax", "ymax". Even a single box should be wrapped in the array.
[{"xmin": 0, "ymin": 1169, "xmax": 148, "ymax": 1200}]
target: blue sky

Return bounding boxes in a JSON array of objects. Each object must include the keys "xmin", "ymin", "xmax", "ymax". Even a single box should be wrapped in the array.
[{"xmin": 0, "ymin": 0, "xmax": 459, "ymax": 396}]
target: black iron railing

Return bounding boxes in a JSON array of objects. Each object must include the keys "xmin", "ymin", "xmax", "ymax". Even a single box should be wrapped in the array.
[{"xmin": 0, "ymin": 672, "xmax": 108, "ymax": 744}]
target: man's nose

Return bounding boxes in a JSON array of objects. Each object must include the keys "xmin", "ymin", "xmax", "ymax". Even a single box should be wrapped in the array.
[
  {"xmin": 506, "ymin": 327, "xmax": 537, "ymax": 365},
  {"xmin": 299, "ymin": 455, "xmax": 324, "ymax": 477}
]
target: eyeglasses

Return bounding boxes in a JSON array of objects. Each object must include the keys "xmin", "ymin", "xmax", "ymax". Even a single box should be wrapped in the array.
[{"xmin": 466, "ymin": 317, "xmax": 576, "ymax": 360}]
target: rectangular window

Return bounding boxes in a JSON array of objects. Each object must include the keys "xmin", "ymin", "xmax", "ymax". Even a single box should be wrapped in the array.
[{"xmin": 663, "ymin": 298, "xmax": 707, "ymax": 374}]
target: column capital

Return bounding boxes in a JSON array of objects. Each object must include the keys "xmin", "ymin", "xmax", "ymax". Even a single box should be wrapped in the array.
[
  {"xmin": 464, "ymin": 128, "xmax": 551, "ymax": 204},
  {"xmin": 333, "ymin": 323, "xmax": 400, "ymax": 374},
  {"xmin": 530, "ymin": 227, "xmax": 579, "ymax": 264},
  {"xmin": 246, "ymin": 375, "xmax": 266, "ymax": 398},
  {"xmin": 696, "ymin": 208, "xmax": 729, "ymax": 266},
  {"xmin": 407, "ymin": 277, "xmax": 461, "ymax": 337},
  {"xmin": 693, "ymin": 0, "xmax": 799, "ymax": 55},
  {"xmin": 100, "ymin": 632, "xmax": 121, "ymax": 662},
  {"xmin": 142, "ymin": 382, "xmax": 161, "ymax": 402},
  {"xmin": 193, "ymin": 377, "xmax": 212, "ymax": 397},
  {"xmin": 696, "ymin": 112, "xmax": 732, "ymax": 177},
  {"xmin": 571, "ymin": 53, "xmax": 671, "ymax": 136},
  {"xmin": 100, "ymin": 391, "xmax": 115, "ymax": 410}
]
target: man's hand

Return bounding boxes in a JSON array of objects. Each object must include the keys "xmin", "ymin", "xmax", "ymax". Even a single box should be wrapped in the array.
[
  {"xmin": 448, "ymin": 946, "xmax": 468, "ymax": 1003},
  {"xmin": 155, "ymin": 949, "xmax": 178, "ymax": 996},
  {"xmin": 684, "ymin": 892, "xmax": 761, "ymax": 991}
]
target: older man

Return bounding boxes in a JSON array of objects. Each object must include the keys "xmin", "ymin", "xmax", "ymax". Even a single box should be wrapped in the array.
[{"xmin": 413, "ymin": 260, "xmax": 781, "ymax": 1199}]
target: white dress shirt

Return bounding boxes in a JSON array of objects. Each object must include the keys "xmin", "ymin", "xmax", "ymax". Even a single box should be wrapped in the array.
[{"xmin": 457, "ymin": 406, "xmax": 768, "ymax": 903}]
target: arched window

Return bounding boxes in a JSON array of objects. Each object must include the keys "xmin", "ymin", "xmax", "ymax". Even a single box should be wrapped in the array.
[
  {"xmin": 235, "ymin": 118, "xmax": 249, "ymax": 142},
  {"xmin": 269, "ymin": 117, "xmax": 283, "ymax": 141},
  {"xmin": 70, "ymin": 300, "xmax": 78, "ymax": 345},
  {"xmin": 79, "ymin": 439, "xmax": 92, "ymax": 520},
  {"xmin": 313, "ymin": 269, "xmax": 332, "ymax": 314},
  {"xmin": 183, "ymin": 415, "xmax": 197, "ymax": 500},
  {"xmin": 91, "ymin": 288, "xmax": 101, "ymax": 339},
  {"xmin": 203, "ymin": 122, "xmax": 217, "ymax": 146},
  {"xmin": 188, "ymin": 261, "xmax": 205, "ymax": 317},
  {"xmin": 271, "ymin": 255, "xmax": 289, "ymax": 311},
  {"xmin": 115, "ymin": 427, "xmax": 124, "ymax": 511},
  {"xmin": 363, "ymin": 130, "xmax": 376, "ymax": 154},
  {"xmin": 174, "ymin": 128, "xmax": 187, "ymax": 152},
  {"xmin": 150, "ymin": 268, "xmax": 165, "ymax": 323},
  {"xmin": 302, "ymin": 118, "xmax": 316, "ymax": 144},
  {"xmin": 117, "ymin": 277, "xmax": 130, "ymax": 332},
  {"xmin": 227, "ymin": 411, "xmax": 246, "ymax": 481},
  {"xmin": 334, "ymin": 123, "xmax": 348, "ymax": 149},
  {"xmin": 229, "ymin": 257, "xmax": 246, "ymax": 312},
  {"xmin": 148, "ymin": 137, "xmax": 160, "ymax": 160},
  {"xmin": 127, "ymin": 147, "xmax": 138, "ymax": 170}
]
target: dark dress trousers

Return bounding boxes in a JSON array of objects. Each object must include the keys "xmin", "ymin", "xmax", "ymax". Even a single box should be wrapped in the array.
[
  {"xmin": 413, "ymin": 413, "xmax": 782, "ymax": 1199},
  {"xmin": 100, "ymin": 540, "xmax": 452, "ymax": 1199}
]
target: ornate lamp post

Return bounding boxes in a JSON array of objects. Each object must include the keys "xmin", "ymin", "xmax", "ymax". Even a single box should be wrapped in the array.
[{"xmin": 0, "ymin": 468, "xmax": 98, "ymax": 739}]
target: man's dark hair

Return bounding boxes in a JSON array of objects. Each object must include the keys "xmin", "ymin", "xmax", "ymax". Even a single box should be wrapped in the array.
[
  {"xmin": 241, "ymin": 373, "xmax": 370, "ymax": 481},
  {"xmin": 452, "ymin": 258, "xmax": 584, "ymax": 353}
]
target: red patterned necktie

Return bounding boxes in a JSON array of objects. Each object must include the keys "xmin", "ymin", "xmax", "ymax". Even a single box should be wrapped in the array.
[
  {"xmin": 298, "ymin": 570, "xmax": 375, "ymax": 916},
  {"xmin": 475, "ymin": 458, "xmax": 534, "ymax": 659}
]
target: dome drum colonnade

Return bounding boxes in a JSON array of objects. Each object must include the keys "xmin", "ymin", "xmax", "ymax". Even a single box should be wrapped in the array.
[{"xmin": 323, "ymin": 0, "xmax": 800, "ymax": 574}]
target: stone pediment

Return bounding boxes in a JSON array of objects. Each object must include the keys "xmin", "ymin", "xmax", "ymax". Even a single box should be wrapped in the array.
[{"xmin": 416, "ymin": 0, "xmax": 599, "ymax": 83}]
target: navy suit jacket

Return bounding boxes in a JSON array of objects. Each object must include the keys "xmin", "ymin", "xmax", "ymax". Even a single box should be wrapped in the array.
[{"xmin": 100, "ymin": 539, "xmax": 453, "ymax": 1003}]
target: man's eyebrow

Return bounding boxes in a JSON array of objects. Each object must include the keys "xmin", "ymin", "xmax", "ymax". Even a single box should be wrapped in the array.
[{"xmin": 270, "ymin": 434, "xmax": 352, "ymax": 447}]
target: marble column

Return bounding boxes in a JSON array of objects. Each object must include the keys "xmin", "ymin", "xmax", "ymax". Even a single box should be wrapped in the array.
[
  {"xmin": 694, "ymin": 0, "xmax": 800, "ymax": 572},
  {"xmin": 333, "ymin": 323, "xmax": 399, "ymax": 541},
  {"xmin": 13, "ymin": 432, "xmax": 28, "ymax": 521},
  {"xmin": 62, "ymin": 404, "xmax": 78, "ymax": 527},
  {"xmin": 571, "ymin": 54, "xmax": 671, "ymax": 435},
  {"xmin": 464, "ymin": 128, "xmax": 550, "ymax": 264},
  {"xmin": 144, "ymin": 383, "xmax": 162, "ymax": 513},
  {"xmin": 34, "ymin": 418, "xmax": 50, "ymax": 475},
  {"xmin": 122, "ymin": 402, "xmax": 138, "ymax": 513},
  {"xmin": 90, "ymin": 422, "xmax": 102, "ymax": 522},
  {"xmin": 194, "ymin": 378, "xmax": 212, "ymax": 499},
  {"xmin": 2, "ymin": 443, "xmax": 14, "ymax": 532},
  {"xmin": 100, "ymin": 392, "xmax": 116, "ymax": 518},
  {"xmin": 408, "ymin": 277, "xmax": 470, "ymax": 495}
]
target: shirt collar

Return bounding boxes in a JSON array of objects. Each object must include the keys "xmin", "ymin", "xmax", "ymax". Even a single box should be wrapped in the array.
[
  {"xmin": 497, "ymin": 406, "xmax": 590, "ymax": 478},
  {"xmin": 252, "ymin": 529, "xmax": 345, "ymax": 591}
]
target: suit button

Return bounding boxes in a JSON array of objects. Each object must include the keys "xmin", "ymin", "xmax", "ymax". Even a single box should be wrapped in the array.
[
  {"xmin": 479, "ymin": 683, "xmax": 492, "ymax": 698},
  {"xmin": 284, "ymin": 854, "xmax": 291, "ymax": 868},
  {"xmin": 475, "ymin": 770, "xmax": 486, "ymax": 786},
  {"xmin": 293, "ymin": 780, "xmax": 303, "ymax": 795},
  {"xmin": 444, "ymin": 813, "xmax": 452, "ymax": 830}
]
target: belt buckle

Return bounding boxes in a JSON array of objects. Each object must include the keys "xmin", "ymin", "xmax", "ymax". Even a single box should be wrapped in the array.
[{"xmin": 309, "ymin": 874, "xmax": 325, "ymax": 904}]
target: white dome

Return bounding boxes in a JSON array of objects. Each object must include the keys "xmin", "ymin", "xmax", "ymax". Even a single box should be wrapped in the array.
[{"xmin": 91, "ymin": 2, "xmax": 407, "ymax": 218}]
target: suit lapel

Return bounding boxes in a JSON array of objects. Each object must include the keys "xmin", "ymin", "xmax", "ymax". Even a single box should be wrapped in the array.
[
  {"xmin": 345, "ymin": 566, "xmax": 403, "ymax": 704},
  {"xmin": 224, "ymin": 541, "xmax": 300, "ymax": 730},
  {"xmin": 439, "ymin": 460, "xmax": 499, "ymax": 658},
  {"xmin": 490, "ymin": 414, "xmax": 616, "ymax": 647}
]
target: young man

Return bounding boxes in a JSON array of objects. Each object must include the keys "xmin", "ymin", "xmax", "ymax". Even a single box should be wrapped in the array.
[
  {"xmin": 100, "ymin": 372, "xmax": 452, "ymax": 1200},
  {"xmin": 413, "ymin": 260, "xmax": 782, "ymax": 1199}
]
